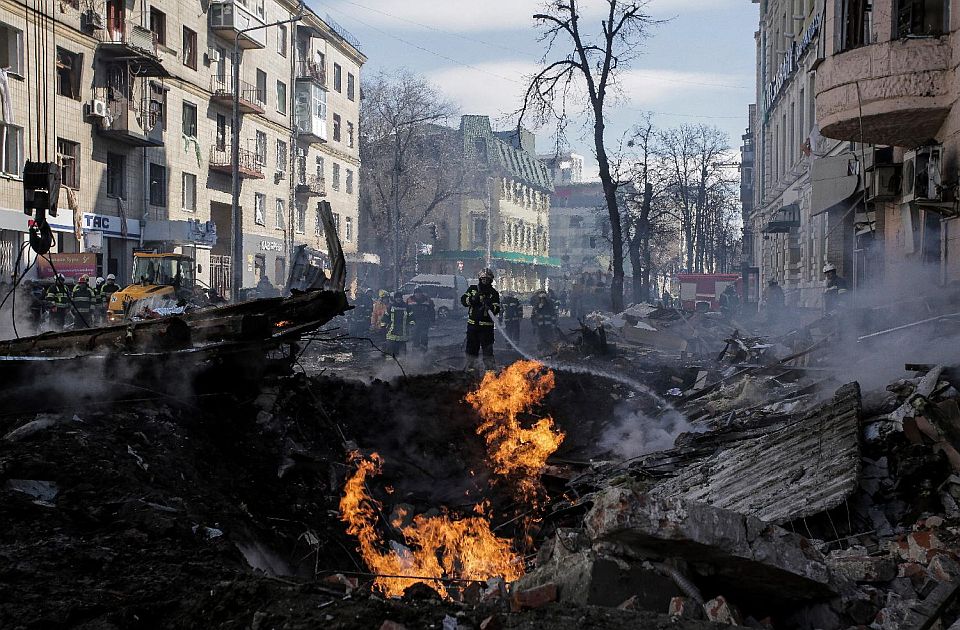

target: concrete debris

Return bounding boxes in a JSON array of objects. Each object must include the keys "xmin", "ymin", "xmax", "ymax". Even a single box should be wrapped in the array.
[
  {"xmin": 4, "ymin": 478, "xmax": 59, "ymax": 502},
  {"xmin": 669, "ymin": 596, "xmax": 706, "ymax": 620},
  {"xmin": 585, "ymin": 490, "xmax": 840, "ymax": 603},
  {"xmin": 826, "ymin": 547, "xmax": 897, "ymax": 583},
  {"xmin": 704, "ymin": 595, "xmax": 742, "ymax": 625},
  {"xmin": 509, "ymin": 582, "xmax": 558, "ymax": 611}
]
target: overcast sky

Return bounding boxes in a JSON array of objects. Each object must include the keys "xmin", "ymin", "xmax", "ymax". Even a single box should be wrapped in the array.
[{"xmin": 318, "ymin": 0, "xmax": 759, "ymax": 178}]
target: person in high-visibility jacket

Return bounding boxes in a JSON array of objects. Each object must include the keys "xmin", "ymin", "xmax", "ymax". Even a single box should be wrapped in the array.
[
  {"xmin": 380, "ymin": 291, "xmax": 415, "ymax": 357},
  {"xmin": 460, "ymin": 268, "xmax": 501, "ymax": 371},
  {"xmin": 99, "ymin": 274, "xmax": 120, "ymax": 317},
  {"xmin": 71, "ymin": 274, "xmax": 96, "ymax": 328},
  {"xmin": 370, "ymin": 289, "xmax": 389, "ymax": 334},
  {"xmin": 44, "ymin": 274, "xmax": 70, "ymax": 330},
  {"xmin": 498, "ymin": 292, "xmax": 523, "ymax": 342},
  {"xmin": 531, "ymin": 290, "xmax": 559, "ymax": 352}
]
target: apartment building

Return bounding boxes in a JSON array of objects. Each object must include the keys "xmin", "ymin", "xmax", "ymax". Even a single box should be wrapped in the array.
[
  {"xmin": 549, "ymin": 182, "xmax": 610, "ymax": 277},
  {"xmin": 538, "ymin": 151, "xmax": 585, "ymax": 186},
  {"xmin": 751, "ymin": 0, "xmax": 864, "ymax": 308},
  {"xmin": 815, "ymin": 0, "xmax": 956, "ymax": 289},
  {"xmin": 0, "ymin": 0, "xmax": 364, "ymax": 295}
]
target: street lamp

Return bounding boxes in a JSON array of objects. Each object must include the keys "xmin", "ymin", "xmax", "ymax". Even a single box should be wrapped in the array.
[{"xmin": 231, "ymin": 4, "xmax": 304, "ymax": 302}]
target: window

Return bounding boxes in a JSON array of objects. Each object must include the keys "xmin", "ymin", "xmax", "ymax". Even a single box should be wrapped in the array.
[
  {"xmin": 254, "ymin": 193, "xmax": 265, "ymax": 225},
  {"xmin": 182, "ymin": 26, "xmax": 197, "ymax": 69},
  {"xmin": 277, "ymin": 24, "xmax": 287, "ymax": 56},
  {"xmin": 1, "ymin": 124, "xmax": 21, "ymax": 176},
  {"xmin": 347, "ymin": 122, "xmax": 354, "ymax": 148},
  {"xmin": 333, "ymin": 114, "xmax": 341, "ymax": 142},
  {"xmin": 150, "ymin": 8, "xmax": 166, "ymax": 46},
  {"xmin": 216, "ymin": 114, "xmax": 226, "ymax": 151},
  {"xmin": 296, "ymin": 203, "xmax": 305, "ymax": 233},
  {"xmin": 897, "ymin": 0, "xmax": 946, "ymax": 37},
  {"xmin": 472, "ymin": 216, "xmax": 487, "ymax": 246},
  {"xmin": 255, "ymin": 130, "xmax": 266, "ymax": 166},
  {"xmin": 569, "ymin": 216, "xmax": 583, "ymax": 229},
  {"xmin": 275, "ymin": 198, "xmax": 285, "ymax": 229},
  {"xmin": 839, "ymin": 0, "xmax": 871, "ymax": 51},
  {"xmin": 345, "ymin": 216, "xmax": 353, "ymax": 242},
  {"xmin": 256, "ymin": 69, "xmax": 267, "ymax": 104},
  {"xmin": 275, "ymin": 257, "xmax": 285, "ymax": 284},
  {"xmin": 333, "ymin": 63, "xmax": 342, "ymax": 91},
  {"xmin": 315, "ymin": 203, "xmax": 324, "ymax": 236},
  {"xmin": 148, "ymin": 163, "xmax": 166, "ymax": 206},
  {"xmin": 57, "ymin": 139, "xmax": 80, "ymax": 189},
  {"xmin": 346, "ymin": 169, "xmax": 353, "ymax": 194},
  {"xmin": 0, "ymin": 23, "xmax": 23, "ymax": 75},
  {"xmin": 55, "ymin": 48, "xmax": 82, "ymax": 100},
  {"xmin": 315, "ymin": 155, "xmax": 324, "ymax": 178},
  {"xmin": 106, "ymin": 153, "xmax": 125, "ymax": 198},
  {"xmin": 332, "ymin": 212, "xmax": 341, "ymax": 234},
  {"xmin": 182, "ymin": 101, "xmax": 197, "ymax": 137},
  {"xmin": 347, "ymin": 72, "xmax": 355, "ymax": 101},
  {"xmin": 149, "ymin": 82, "xmax": 166, "ymax": 130},
  {"xmin": 332, "ymin": 162, "xmax": 340, "ymax": 190},
  {"xmin": 276, "ymin": 80, "xmax": 286, "ymax": 115},
  {"xmin": 276, "ymin": 139, "xmax": 287, "ymax": 173},
  {"xmin": 182, "ymin": 173, "xmax": 197, "ymax": 211}
]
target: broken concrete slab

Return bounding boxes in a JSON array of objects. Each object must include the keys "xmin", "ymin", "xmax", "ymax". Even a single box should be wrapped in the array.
[
  {"xmin": 509, "ymin": 582, "xmax": 558, "ymax": 611},
  {"xmin": 704, "ymin": 595, "xmax": 742, "ymax": 625},
  {"xmin": 826, "ymin": 547, "xmax": 897, "ymax": 583},
  {"xmin": 650, "ymin": 382, "xmax": 862, "ymax": 525},
  {"xmin": 585, "ymin": 490, "xmax": 841, "ymax": 604}
]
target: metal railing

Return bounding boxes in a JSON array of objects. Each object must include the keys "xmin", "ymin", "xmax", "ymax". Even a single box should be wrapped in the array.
[
  {"xmin": 210, "ymin": 144, "xmax": 264, "ymax": 176},
  {"xmin": 210, "ymin": 75, "xmax": 266, "ymax": 109},
  {"xmin": 295, "ymin": 173, "xmax": 325, "ymax": 195},
  {"xmin": 295, "ymin": 60, "xmax": 326, "ymax": 87},
  {"xmin": 94, "ymin": 22, "xmax": 159, "ymax": 56}
]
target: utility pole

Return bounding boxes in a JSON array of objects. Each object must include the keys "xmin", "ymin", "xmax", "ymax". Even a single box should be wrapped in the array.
[
  {"xmin": 485, "ymin": 176, "xmax": 493, "ymax": 268},
  {"xmin": 393, "ymin": 128, "xmax": 402, "ymax": 289},
  {"xmin": 231, "ymin": 5, "xmax": 304, "ymax": 302}
]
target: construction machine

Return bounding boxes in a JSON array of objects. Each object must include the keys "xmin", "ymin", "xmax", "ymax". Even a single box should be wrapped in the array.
[{"xmin": 106, "ymin": 252, "xmax": 197, "ymax": 322}]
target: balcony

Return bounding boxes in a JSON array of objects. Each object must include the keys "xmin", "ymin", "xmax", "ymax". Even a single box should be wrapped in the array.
[
  {"xmin": 95, "ymin": 23, "xmax": 167, "ymax": 77},
  {"xmin": 210, "ymin": 75, "xmax": 265, "ymax": 115},
  {"xmin": 295, "ymin": 81, "xmax": 327, "ymax": 144},
  {"xmin": 295, "ymin": 60, "xmax": 327, "ymax": 89},
  {"xmin": 295, "ymin": 173, "xmax": 326, "ymax": 197},
  {"xmin": 209, "ymin": 0, "xmax": 266, "ymax": 49},
  {"xmin": 91, "ymin": 87, "xmax": 164, "ymax": 147},
  {"xmin": 816, "ymin": 37, "xmax": 952, "ymax": 147},
  {"xmin": 209, "ymin": 145, "xmax": 265, "ymax": 179}
]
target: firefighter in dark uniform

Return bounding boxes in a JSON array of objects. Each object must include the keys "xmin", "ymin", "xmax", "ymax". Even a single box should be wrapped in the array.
[
  {"xmin": 71, "ymin": 274, "xmax": 96, "ymax": 328},
  {"xmin": 44, "ymin": 274, "xmax": 70, "ymax": 330},
  {"xmin": 499, "ymin": 291, "xmax": 523, "ymax": 342},
  {"xmin": 460, "ymin": 267, "xmax": 501, "ymax": 371},
  {"xmin": 19, "ymin": 279, "xmax": 43, "ymax": 334},
  {"xmin": 531, "ymin": 290, "xmax": 559, "ymax": 352},
  {"xmin": 100, "ymin": 274, "xmax": 120, "ymax": 316},
  {"xmin": 351, "ymin": 287, "xmax": 374, "ymax": 336},
  {"xmin": 380, "ymin": 291, "xmax": 415, "ymax": 358},
  {"xmin": 407, "ymin": 287, "xmax": 435, "ymax": 352}
]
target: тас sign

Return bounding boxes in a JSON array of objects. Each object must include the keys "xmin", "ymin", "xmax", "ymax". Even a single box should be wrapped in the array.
[{"xmin": 36, "ymin": 253, "xmax": 97, "ymax": 280}]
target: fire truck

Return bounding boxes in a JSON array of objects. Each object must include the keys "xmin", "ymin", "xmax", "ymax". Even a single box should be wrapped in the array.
[{"xmin": 677, "ymin": 273, "xmax": 743, "ymax": 312}]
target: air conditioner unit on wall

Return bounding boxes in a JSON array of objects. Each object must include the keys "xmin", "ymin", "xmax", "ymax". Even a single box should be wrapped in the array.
[
  {"xmin": 902, "ymin": 145, "xmax": 943, "ymax": 204},
  {"xmin": 82, "ymin": 9, "xmax": 104, "ymax": 30},
  {"xmin": 86, "ymin": 99, "xmax": 108, "ymax": 119},
  {"xmin": 866, "ymin": 165, "xmax": 901, "ymax": 202}
]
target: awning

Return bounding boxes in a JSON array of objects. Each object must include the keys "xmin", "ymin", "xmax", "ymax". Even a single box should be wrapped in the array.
[
  {"xmin": 763, "ymin": 202, "xmax": 800, "ymax": 233},
  {"xmin": 812, "ymin": 153, "xmax": 861, "ymax": 216},
  {"xmin": 345, "ymin": 252, "xmax": 380, "ymax": 265},
  {"xmin": 422, "ymin": 249, "xmax": 562, "ymax": 268}
]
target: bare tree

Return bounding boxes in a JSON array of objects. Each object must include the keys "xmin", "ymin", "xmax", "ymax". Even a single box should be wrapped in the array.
[
  {"xmin": 520, "ymin": 0, "xmax": 658, "ymax": 312},
  {"xmin": 359, "ymin": 70, "xmax": 460, "ymax": 286}
]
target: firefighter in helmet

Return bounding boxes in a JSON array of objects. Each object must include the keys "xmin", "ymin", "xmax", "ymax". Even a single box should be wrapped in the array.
[{"xmin": 460, "ymin": 267, "xmax": 501, "ymax": 371}]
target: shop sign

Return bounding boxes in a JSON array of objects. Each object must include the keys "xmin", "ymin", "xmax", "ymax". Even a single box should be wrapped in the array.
[
  {"xmin": 36, "ymin": 252, "xmax": 97, "ymax": 279},
  {"xmin": 762, "ymin": 12, "xmax": 822, "ymax": 116},
  {"xmin": 260, "ymin": 240, "xmax": 283, "ymax": 252}
]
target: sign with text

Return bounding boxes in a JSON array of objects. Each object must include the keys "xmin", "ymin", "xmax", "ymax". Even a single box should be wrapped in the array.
[{"xmin": 37, "ymin": 252, "xmax": 97, "ymax": 280}]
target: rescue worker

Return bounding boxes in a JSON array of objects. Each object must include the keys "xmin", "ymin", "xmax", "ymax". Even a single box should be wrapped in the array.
[
  {"xmin": 71, "ymin": 274, "xmax": 96, "ymax": 328},
  {"xmin": 351, "ymin": 288, "xmax": 375, "ymax": 336},
  {"xmin": 499, "ymin": 291, "xmax": 523, "ymax": 342},
  {"xmin": 44, "ymin": 274, "xmax": 70, "ymax": 330},
  {"xmin": 718, "ymin": 284, "xmax": 741, "ymax": 319},
  {"xmin": 93, "ymin": 277, "xmax": 106, "ymax": 324},
  {"xmin": 370, "ymin": 289, "xmax": 389, "ymax": 335},
  {"xmin": 100, "ymin": 273, "xmax": 120, "ymax": 320},
  {"xmin": 380, "ymin": 291, "xmax": 415, "ymax": 357},
  {"xmin": 531, "ymin": 290, "xmax": 559, "ymax": 352},
  {"xmin": 822, "ymin": 263, "xmax": 848, "ymax": 315},
  {"xmin": 407, "ymin": 287, "xmax": 436, "ymax": 352},
  {"xmin": 460, "ymin": 267, "xmax": 501, "ymax": 371},
  {"xmin": 661, "ymin": 290, "xmax": 673, "ymax": 309},
  {"xmin": 19, "ymin": 279, "xmax": 43, "ymax": 334},
  {"xmin": 764, "ymin": 279, "xmax": 785, "ymax": 323}
]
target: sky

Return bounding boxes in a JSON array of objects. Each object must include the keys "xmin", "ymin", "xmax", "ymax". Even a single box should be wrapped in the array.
[{"xmin": 317, "ymin": 0, "xmax": 759, "ymax": 179}]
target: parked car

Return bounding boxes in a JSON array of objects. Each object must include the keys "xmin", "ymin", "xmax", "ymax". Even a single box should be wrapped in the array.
[{"xmin": 398, "ymin": 274, "xmax": 469, "ymax": 319}]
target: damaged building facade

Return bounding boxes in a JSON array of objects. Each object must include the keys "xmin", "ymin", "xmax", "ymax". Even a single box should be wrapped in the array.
[
  {"xmin": 418, "ymin": 115, "xmax": 560, "ymax": 292},
  {"xmin": 815, "ymin": 0, "xmax": 959, "ymax": 287},
  {"xmin": 0, "ymin": 0, "xmax": 365, "ymax": 294}
]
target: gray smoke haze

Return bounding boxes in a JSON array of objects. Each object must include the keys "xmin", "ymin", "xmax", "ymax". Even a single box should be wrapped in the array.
[{"xmin": 598, "ymin": 404, "xmax": 695, "ymax": 461}]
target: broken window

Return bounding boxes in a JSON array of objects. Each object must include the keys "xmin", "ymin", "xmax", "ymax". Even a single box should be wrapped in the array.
[
  {"xmin": 182, "ymin": 173, "xmax": 197, "ymax": 211},
  {"xmin": 345, "ymin": 216, "xmax": 353, "ymax": 242},
  {"xmin": 182, "ymin": 26, "xmax": 197, "ymax": 69},
  {"xmin": 332, "ymin": 212, "xmax": 341, "ymax": 234},
  {"xmin": 106, "ymin": 152, "xmax": 125, "ymax": 199},
  {"xmin": 315, "ymin": 203, "xmax": 323, "ymax": 236},
  {"xmin": 149, "ymin": 163, "xmax": 165, "ymax": 206},
  {"xmin": 315, "ymin": 155, "xmax": 324, "ymax": 179},
  {"xmin": 56, "ymin": 48, "xmax": 82, "ymax": 100},
  {"xmin": 276, "ymin": 139, "xmax": 287, "ymax": 173},
  {"xmin": 149, "ymin": 82, "xmax": 166, "ymax": 130},
  {"xmin": 255, "ymin": 131, "xmax": 267, "ymax": 167},
  {"xmin": 57, "ymin": 138, "xmax": 79, "ymax": 189},
  {"xmin": 216, "ymin": 114, "xmax": 226, "ymax": 152},
  {"xmin": 182, "ymin": 102, "xmax": 197, "ymax": 137},
  {"xmin": 256, "ymin": 69, "xmax": 267, "ymax": 104},
  {"xmin": 333, "ymin": 63, "xmax": 342, "ymax": 92},
  {"xmin": 1, "ymin": 124, "xmax": 21, "ymax": 177},
  {"xmin": 897, "ymin": 0, "xmax": 947, "ymax": 37},
  {"xmin": 333, "ymin": 113, "xmax": 341, "ymax": 142},
  {"xmin": 839, "ymin": 0, "xmax": 872, "ymax": 51},
  {"xmin": 254, "ymin": 193, "xmax": 265, "ymax": 226},
  {"xmin": 347, "ymin": 122, "xmax": 354, "ymax": 148},
  {"xmin": 332, "ymin": 162, "xmax": 340, "ymax": 190},
  {"xmin": 472, "ymin": 216, "xmax": 487, "ymax": 246},
  {"xmin": 150, "ymin": 8, "xmax": 166, "ymax": 46},
  {"xmin": 296, "ymin": 203, "xmax": 306, "ymax": 233},
  {"xmin": 275, "ymin": 198, "xmax": 285, "ymax": 229},
  {"xmin": 0, "ymin": 23, "xmax": 24, "ymax": 76},
  {"xmin": 347, "ymin": 72, "xmax": 355, "ymax": 101},
  {"xmin": 346, "ymin": 169, "xmax": 353, "ymax": 194},
  {"xmin": 275, "ymin": 257, "xmax": 285, "ymax": 283},
  {"xmin": 277, "ymin": 24, "xmax": 287, "ymax": 56}
]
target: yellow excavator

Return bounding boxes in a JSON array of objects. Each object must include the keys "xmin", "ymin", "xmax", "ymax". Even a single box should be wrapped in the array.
[{"xmin": 106, "ymin": 252, "xmax": 197, "ymax": 323}]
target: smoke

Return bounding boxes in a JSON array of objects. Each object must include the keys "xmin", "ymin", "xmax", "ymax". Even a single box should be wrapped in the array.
[{"xmin": 598, "ymin": 405, "xmax": 695, "ymax": 461}]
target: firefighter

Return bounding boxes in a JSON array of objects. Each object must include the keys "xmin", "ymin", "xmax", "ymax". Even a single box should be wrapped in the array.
[
  {"xmin": 407, "ymin": 287, "xmax": 435, "ymax": 352},
  {"xmin": 499, "ymin": 291, "xmax": 523, "ymax": 342},
  {"xmin": 71, "ymin": 274, "xmax": 96, "ymax": 328},
  {"xmin": 351, "ymin": 288, "xmax": 375, "ymax": 336},
  {"xmin": 764, "ymin": 279, "xmax": 785, "ymax": 323},
  {"xmin": 370, "ymin": 289, "xmax": 389, "ymax": 334},
  {"xmin": 93, "ymin": 277, "xmax": 106, "ymax": 324},
  {"xmin": 718, "ymin": 284, "xmax": 741, "ymax": 319},
  {"xmin": 44, "ymin": 274, "xmax": 69, "ymax": 330},
  {"xmin": 380, "ymin": 291, "xmax": 415, "ymax": 357},
  {"xmin": 19, "ymin": 279, "xmax": 43, "ymax": 334},
  {"xmin": 460, "ymin": 267, "xmax": 501, "ymax": 371},
  {"xmin": 531, "ymin": 290, "xmax": 559, "ymax": 352},
  {"xmin": 822, "ymin": 263, "xmax": 848, "ymax": 315},
  {"xmin": 100, "ymin": 274, "xmax": 120, "ymax": 309}
]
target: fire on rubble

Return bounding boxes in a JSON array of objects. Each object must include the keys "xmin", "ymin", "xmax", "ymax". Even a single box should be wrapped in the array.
[{"xmin": 339, "ymin": 360, "xmax": 566, "ymax": 598}]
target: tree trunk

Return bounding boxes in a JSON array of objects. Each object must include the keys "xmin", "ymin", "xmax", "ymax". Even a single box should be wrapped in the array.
[
  {"xmin": 594, "ymin": 113, "xmax": 624, "ymax": 313},
  {"xmin": 639, "ymin": 182, "xmax": 653, "ymax": 302}
]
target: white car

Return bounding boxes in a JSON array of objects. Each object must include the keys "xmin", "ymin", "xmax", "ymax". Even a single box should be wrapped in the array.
[{"xmin": 398, "ymin": 274, "xmax": 468, "ymax": 319}]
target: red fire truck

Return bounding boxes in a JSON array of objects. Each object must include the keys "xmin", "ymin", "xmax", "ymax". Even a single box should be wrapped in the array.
[{"xmin": 677, "ymin": 273, "xmax": 742, "ymax": 312}]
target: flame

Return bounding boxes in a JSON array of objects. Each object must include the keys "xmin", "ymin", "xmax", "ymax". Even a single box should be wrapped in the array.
[
  {"xmin": 465, "ymin": 360, "xmax": 565, "ymax": 503},
  {"xmin": 339, "ymin": 452, "xmax": 523, "ymax": 598}
]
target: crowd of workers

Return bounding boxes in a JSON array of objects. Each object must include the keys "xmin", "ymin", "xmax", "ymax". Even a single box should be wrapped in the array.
[{"xmin": 15, "ymin": 273, "xmax": 120, "ymax": 333}]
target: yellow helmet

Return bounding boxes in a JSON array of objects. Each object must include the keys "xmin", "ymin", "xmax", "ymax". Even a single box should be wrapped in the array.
[
  {"xmin": 78, "ymin": 274, "xmax": 89, "ymax": 283},
  {"xmin": 378, "ymin": 289, "xmax": 388, "ymax": 298}
]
